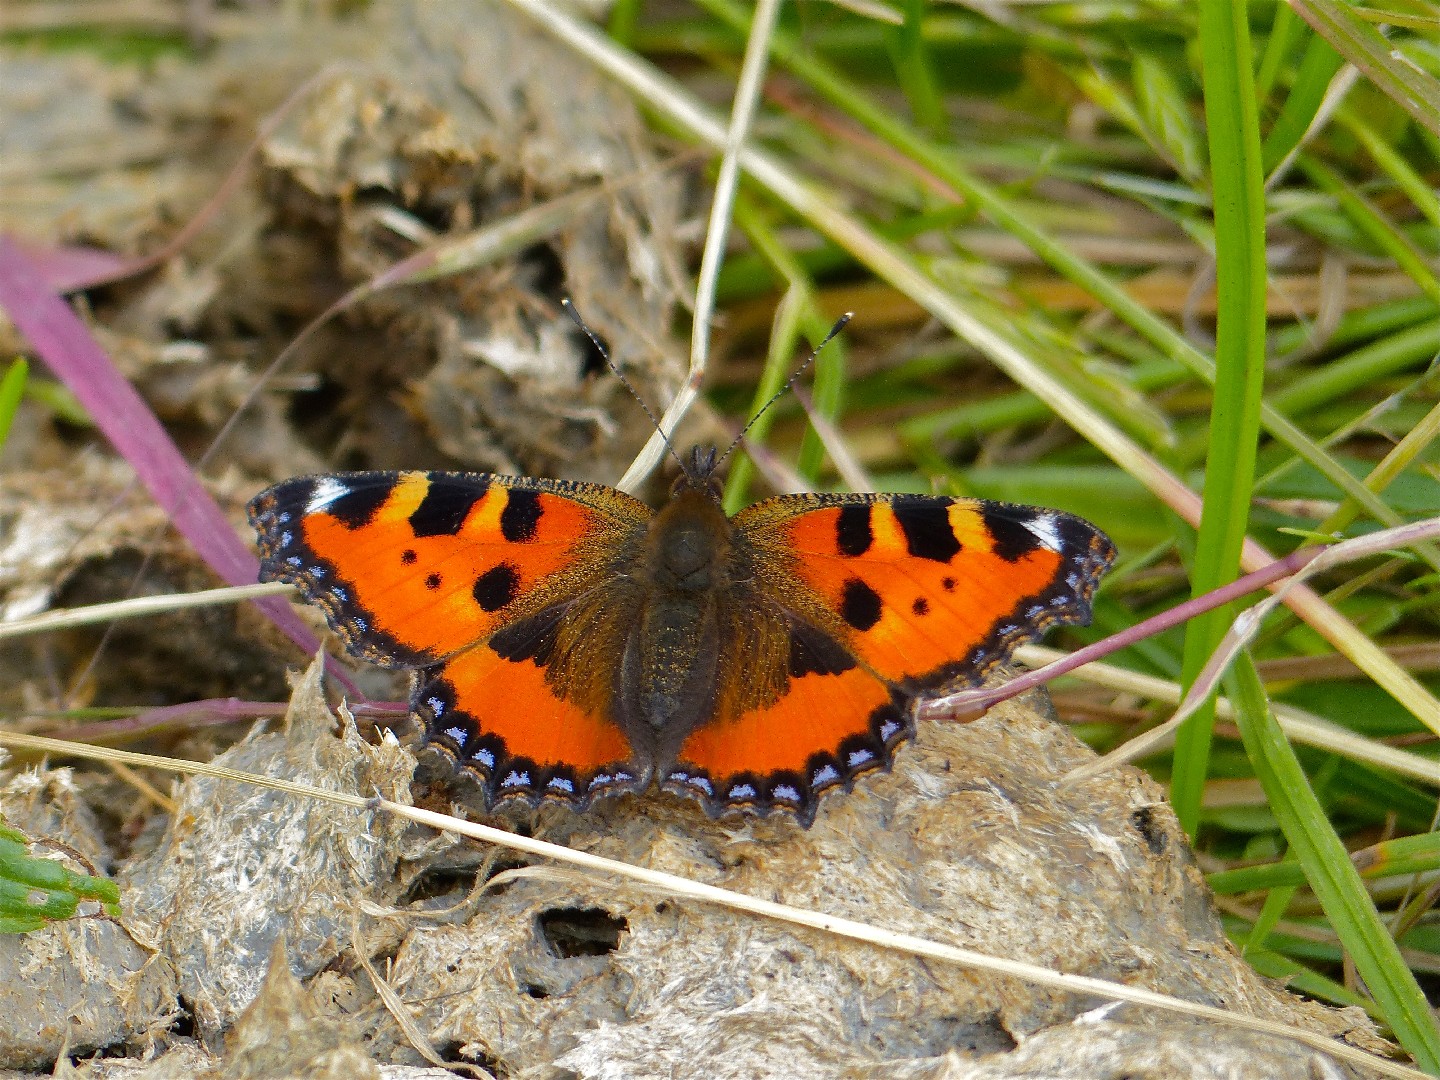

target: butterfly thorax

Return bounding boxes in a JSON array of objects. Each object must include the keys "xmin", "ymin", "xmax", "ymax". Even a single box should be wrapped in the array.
[{"xmin": 645, "ymin": 485, "xmax": 731, "ymax": 592}]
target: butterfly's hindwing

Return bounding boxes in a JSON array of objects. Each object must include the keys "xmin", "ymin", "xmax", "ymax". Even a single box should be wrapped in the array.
[
  {"xmin": 665, "ymin": 597, "xmax": 911, "ymax": 826},
  {"xmin": 413, "ymin": 625, "xmax": 643, "ymax": 810}
]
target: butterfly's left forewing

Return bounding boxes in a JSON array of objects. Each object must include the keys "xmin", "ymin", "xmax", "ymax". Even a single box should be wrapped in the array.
[
  {"xmin": 249, "ymin": 470, "xmax": 649, "ymax": 667},
  {"xmin": 664, "ymin": 493, "xmax": 1114, "ymax": 824}
]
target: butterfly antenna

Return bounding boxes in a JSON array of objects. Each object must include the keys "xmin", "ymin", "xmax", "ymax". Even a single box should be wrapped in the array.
[
  {"xmin": 717, "ymin": 312, "xmax": 853, "ymax": 467},
  {"xmin": 562, "ymin": 299, "xmax": 686, "ymax": 472}
]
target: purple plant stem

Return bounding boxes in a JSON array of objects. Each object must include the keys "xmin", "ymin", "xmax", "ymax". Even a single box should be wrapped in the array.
[
  {"xmin": 0, "ymin": 238, "xmax": 324, "ymax": 661},
  {"xmin": 923, "ymin": 543, "xmax": 1328, "ymax": 718},
  {"xmin": 41, "ymin": 697, "xmax": 410, "ymax": 745},
  {"xmin": 42, "ymin": 700, "xmax": 290, "ymax": 743},
  {"xmin": 11, "ymin": 238, "xmax": 134, "ymax": 293}
]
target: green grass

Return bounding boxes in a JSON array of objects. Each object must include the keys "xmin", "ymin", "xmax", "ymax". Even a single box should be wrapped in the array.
[
  {"xmin": 0, "ymin": 26, "xmax": 189, "ymax": 63},
  {"xmin": 0, "ymin": 821, "xmax": 120, "ymax": 933},
  {"xmin": 1171, "ymin": 0, "xmax": 1269, "ymax": 839},
  {"xmin": 0, "ymin": 359, "xmax": 27, "ymax": 454}
]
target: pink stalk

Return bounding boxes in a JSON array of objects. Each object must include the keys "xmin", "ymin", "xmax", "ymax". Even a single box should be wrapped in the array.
[
  {"xmin": 0, "ymin": 238, "xmax": 322, "ymax": 660},
  {"xmin": 923, "ymin": 543, "xmax": 1328, "ymax": 719}
]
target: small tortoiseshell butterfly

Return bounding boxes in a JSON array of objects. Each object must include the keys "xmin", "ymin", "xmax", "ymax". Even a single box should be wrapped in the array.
[{"xmin": 248, "ymin": 447, "xmax": 1114, "ymax": 826}]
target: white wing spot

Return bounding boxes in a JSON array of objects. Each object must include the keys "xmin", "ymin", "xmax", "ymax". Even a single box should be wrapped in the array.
[
  {"xmin": 772, "ymin": 784, "xmax": 801, "ymax": 802},
  {"xmin": 727, "ymin": 783, "xmax": 757, "ymax": 800},
  {"xmin": 305, "ymin": 477, "xmax": 350, "ymax": 514},
  {"xmin": 426, "ymin": 696, "xmax": 446, "ymax": 717},
  {"xmin": 669, "ymin": 772, "xmax": 714, "ymax": 794},
  {"xmin": 501, "ymin": 770, "xmax": 531, "ymax": 788},
  {"xmin": 1024, "ymin": 513, "xmax": 1063, "ymax": 551},
  {"xmin": 847, "ymin": 748, "xmax": 874, "ymax": 768},
  {"xmin": 879, "ymin": 718, "xmax": 900, "ymax": 741},
  {"xmin": 811, "ymin": 764, "xmax": 840, "ymax": 787},
  {"xmin": 443, "ymin": 725, "xmax": 467, "ymax": 746}
]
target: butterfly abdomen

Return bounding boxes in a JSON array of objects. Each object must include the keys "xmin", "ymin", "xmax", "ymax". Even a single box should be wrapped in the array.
[{"xmin": 625, "ymin": 595, "xmax": 722, "ymax": 732}]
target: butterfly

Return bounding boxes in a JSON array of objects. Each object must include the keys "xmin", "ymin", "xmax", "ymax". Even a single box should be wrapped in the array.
[{"xmin": 247, "ymin": 447, "xmax": 1114, "ymax": 826}]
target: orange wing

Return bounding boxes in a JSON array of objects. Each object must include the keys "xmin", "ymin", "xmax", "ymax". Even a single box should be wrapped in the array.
[
  {"xmin": 410, "ymin": 628, "xmax": 640, "ymax": 807},
  {"xmin": 664, "ymin": 658, "xmax": 907, "ymax": 826},
  {"xmin": 742, "ymin": 493, "xmax": 1116, "ymax": 688},
  {"xmin": 663, "ymin": 494, "xmax": 1114, "ymax": 825},
  {"xmin": 248, "ymin": 470, "xmax": 651, "ymax": 806}
]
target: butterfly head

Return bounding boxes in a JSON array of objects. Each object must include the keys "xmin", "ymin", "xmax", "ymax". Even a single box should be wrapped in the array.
[{"xmin": 672, "ymin": 445, "xmax": 723, "ymax": 502}]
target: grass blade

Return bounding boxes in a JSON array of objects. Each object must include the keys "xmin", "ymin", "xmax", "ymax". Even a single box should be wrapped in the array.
[
  {"xmin": 0, "ymin": 358, "xmax": 27, "ymax": 455},
  {"xmin": 1134, "ymin": 49, "xmax": 1206, "ymax": 182},
  {"xmin": 1260, "ymin": 29, "xmax": 1344, "ymax": 173},
  {"xmin": 1173, "ymin": 0, "xmax": 1270, "ymax": 835},
  {"xmin": 888, "ymin": 0, "xmax": 945, "ymax": 136},
  {"xmin": 1209, "ymin": 832, "xmax": 1440, "ymax": 894},
  {"xmin": 1287, "ymin": 0, "xmax": 1440, "ymax": 140},
  {"xmin": 1228, "ymin": 655, "xmax": 1440, "ymax": 1071}
]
